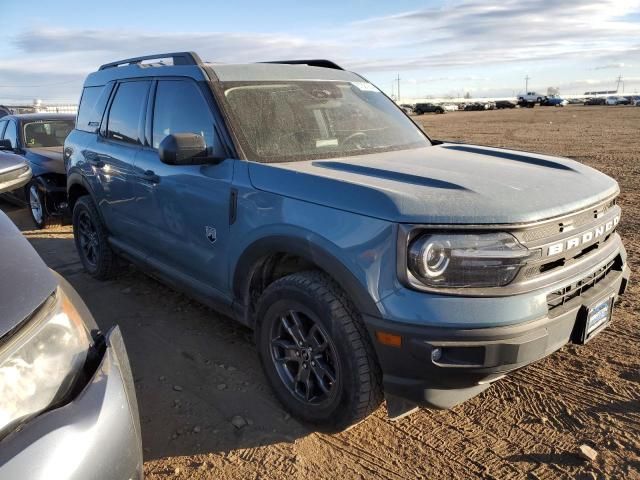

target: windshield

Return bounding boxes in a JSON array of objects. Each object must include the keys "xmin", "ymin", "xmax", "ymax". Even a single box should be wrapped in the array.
[
  {"xmin": 22, "ymin": 120, "xmax": 74, "ymax": 148},
  {"xmin": 221, "ymin": 80, "xmax": 430, "ymax": 163}
]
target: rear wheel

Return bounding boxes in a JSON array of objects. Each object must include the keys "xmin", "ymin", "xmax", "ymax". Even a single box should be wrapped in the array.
[
  {"xmin": 72, "ymin": 195, "xmax": 119, "ymax": 279},
  {"xmin": 256, "ymin": 271, "xmax": 383, "ymax": 430}
]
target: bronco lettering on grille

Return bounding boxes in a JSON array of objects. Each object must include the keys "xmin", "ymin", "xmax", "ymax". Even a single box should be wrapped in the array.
[{"xmin": 548, "ymin": 215, "xmax": 619, "ymax": 256}]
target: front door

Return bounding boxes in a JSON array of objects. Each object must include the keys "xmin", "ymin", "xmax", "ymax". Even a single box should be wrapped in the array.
[{"xmin": 131, "ymin": 78, "xmax": 233, "ymax": 294}]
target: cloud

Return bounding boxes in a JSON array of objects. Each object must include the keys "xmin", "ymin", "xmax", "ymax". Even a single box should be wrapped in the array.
[
  {"xmin": 595, "ymin": 62, "xmax": 632, "ymax": 70},
  {"xmin": 1, "ymin": 0, "xmax": 639, "ymax": 102}
]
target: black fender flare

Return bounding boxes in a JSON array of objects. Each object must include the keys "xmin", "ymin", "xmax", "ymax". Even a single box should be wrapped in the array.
[
  {"xmin": 66, "ymin": 171, "xmax": 106, "ymax": 224},
  {"xmin": 232, "ymin": 235, "xmax": 382, "ymax": 326}
]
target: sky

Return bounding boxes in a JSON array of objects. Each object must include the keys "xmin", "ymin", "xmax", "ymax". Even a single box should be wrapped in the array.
[{"xmin": 1, "ymin": 0, "xmax": 639, "ymax": 104}]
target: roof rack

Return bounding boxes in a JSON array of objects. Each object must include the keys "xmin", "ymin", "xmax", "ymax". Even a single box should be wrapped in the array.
[
  {"xmin": 260, "ymin": 59, "xmax": 344, "ymax": 71},
  {"xmin": 99, "ymin": 52, "xmax": 203, "ymax": 71}
]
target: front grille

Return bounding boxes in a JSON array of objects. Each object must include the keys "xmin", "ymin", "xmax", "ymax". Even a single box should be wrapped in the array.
[
  {"xmin": 546, "ymin": 259, "xmax": 616, "ymax": 312},
  {"xmin": 522, "ymin": 198, "xmax": 616, "ymax": 243}
]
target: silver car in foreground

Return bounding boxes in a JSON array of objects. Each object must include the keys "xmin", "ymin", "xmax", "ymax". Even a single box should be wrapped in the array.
[{"xmin": 0, "ymin": 163, "xmax": 142, "ymax": 479}]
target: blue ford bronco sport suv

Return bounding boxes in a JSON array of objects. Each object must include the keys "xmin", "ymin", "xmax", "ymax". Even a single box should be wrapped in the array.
[{"xmin": 65, "ymin": 52, "xmax": 630, "ymax": 428}]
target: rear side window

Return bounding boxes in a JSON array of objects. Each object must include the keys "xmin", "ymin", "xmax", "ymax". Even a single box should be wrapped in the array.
[
  {"xmin": 107, "ymin": 81, "xmax": 150, "ymax": 145},
  {"xmin": 0, "ymin": 120, "xmax": 7, "ymax": 138},
  {"xmin": 152, "ymin": 80, "xmax": 214, "ymax": 149},
  {"xmin": 76, "ymin": 86, "xmax": 109, "ymax": 133}
]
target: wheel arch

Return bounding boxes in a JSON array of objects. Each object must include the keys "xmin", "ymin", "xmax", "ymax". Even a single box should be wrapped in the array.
[
  {"xmin": 67, "ymin": 172, "xmax": 95, "ymax": 213},
  {"xmin": 232, "ymin": 235, "xmax": 381, "ymax": 328}
]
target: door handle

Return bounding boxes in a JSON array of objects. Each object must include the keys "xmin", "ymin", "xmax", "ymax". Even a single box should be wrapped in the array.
[{"xmin": 137, "ymin": 170, "xmax": 160, "ymax": 184}]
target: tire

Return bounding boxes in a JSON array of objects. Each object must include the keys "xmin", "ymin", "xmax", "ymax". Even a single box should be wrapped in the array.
[
  {"xmin": 256, "ymin": 270, "xmax": 383, "ymax": 430},
  {"xmin": 72, "ymin": 195, "xmax": 119, "ymax": 280},
  {"xmin": 26, "ymin": 180, "xmax": 59, "ymax": 229},
  {"xmin": 436, "ymin": 108, "xmax": 444, "ymax": 114}
]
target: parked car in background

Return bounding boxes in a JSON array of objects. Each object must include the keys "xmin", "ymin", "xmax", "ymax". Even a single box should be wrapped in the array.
[
  {"xmin": 517, "ymin": 91, "xmax": 545, "ymax": 104},
  {"xmin": 540, "ymin": 96, "xmax": 569, "ymax": 107},
  {"xmin": 399, "ymin": 104, "xmax": 414, "ymax": 114},
  {"xmin": 584, "ymin": 97, "xmax": 606, "ymax": 105},
  {"xmin": 495, "ymin": 100, "xmax": 517, "ymax": 109},
  {"xmin": 414, "ymin": 103, "xmax": 445, "ymax": 114},
  {"xmin": 442, "ymin": 104, "xmax": 458, "ymax": 112},
  {"xmin": 0, "ymin": 150, "xmax": 31, "ymax": 195},
  {"xmin": 606, "ymin": 96, "xmax": 630, "ymax": 105},
  {"xmin": 0, "ymin": 114, "xmax": 75, "ymax": 228},
  {"xmin": 66, "ymin": 52, "xmax": 629, "ymax": 428},
  {"xmin": 566, "ymin": 98, "xmax": 584, "ymax": 105},
  {"xmin": 464, "ymin": 102, "xmax": 488, "ymax": 111},
  {"xmin": 0, "ymin": 194, "xmax": 142, "ymax": 478}
]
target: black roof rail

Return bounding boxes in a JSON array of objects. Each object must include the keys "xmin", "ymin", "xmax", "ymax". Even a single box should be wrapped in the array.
[
  {"xmin": 99, "ymin": 52, "xmax": 203, "ymax": 71},
  {"xmin": 260, "ymin": 59, "xmax": 344, "ymax": 70}
]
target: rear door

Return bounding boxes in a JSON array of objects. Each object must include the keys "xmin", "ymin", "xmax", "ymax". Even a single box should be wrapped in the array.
[
  {"xmin": 131, "ymin": 78, "xmax": 234, "ymax": 293},
  {"xmin": 85, "ymin": 80, "xmax": 151, "ymax": 240}
]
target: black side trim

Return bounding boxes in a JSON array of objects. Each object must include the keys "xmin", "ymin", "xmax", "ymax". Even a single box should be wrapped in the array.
[{"xmin": 229, "ymin": 188, "xmax": 238, "ymax": 225}]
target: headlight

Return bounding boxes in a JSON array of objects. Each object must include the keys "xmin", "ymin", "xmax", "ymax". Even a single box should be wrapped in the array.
[
  {"xmin": 0, "ymin": 288, "xmax": 92, "ymax": 438},
  {"xmin": 408, "ymin": 232, "xmax": 535, "ymax": 288}
]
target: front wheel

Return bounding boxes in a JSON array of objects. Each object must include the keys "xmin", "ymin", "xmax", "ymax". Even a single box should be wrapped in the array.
[
  {"xmin": 256, "ymin": 271, "xmax": 383, "ymax": 430},
  {"xmin": 27, "ymin": 181, "xmax": 46, "ymax": 229}
]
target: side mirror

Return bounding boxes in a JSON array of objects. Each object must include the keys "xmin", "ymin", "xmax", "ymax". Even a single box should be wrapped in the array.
[
  {"xmin": 158, "ymin": 133, "xmax": 224, "ymax": 165},
  {"xmin": 0, "ymin": 139, "xmax": 12, "ymax": 150}
]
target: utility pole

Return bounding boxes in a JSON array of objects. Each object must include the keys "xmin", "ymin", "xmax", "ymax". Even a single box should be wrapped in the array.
[
  {"xmin": 396, "ymin": 74, "xmax": 401, "ymax": 102},
  {"xmin": 616, "ymin": 75, "xmax": 624, "ymax": 93},
  {"xmin": 524, "ymin": 75, "xmax": 530, "ymax": 93}
]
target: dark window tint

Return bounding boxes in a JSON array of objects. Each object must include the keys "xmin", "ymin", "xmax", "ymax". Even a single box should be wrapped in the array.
[
  {"xmin": 152, "ymin": 80, "xmax": 214, "ymax": 149},
  {"xmin": 3, "ymin": 120, "xmax": 18, "ymax": 148},
  {"xmin": 76, "ymin": 86, "xmax": 108, "ymax": 133},
  {"xmin": 107, "ymin": 81, "xmax": 150, "ymax": 144}
]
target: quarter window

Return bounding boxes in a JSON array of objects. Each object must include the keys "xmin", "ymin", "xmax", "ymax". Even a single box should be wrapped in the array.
[
  {"xmin": 3, "ymin": 120, "xmax": 18, "ymax": 149},
  {"xmin": 77, "ymin": 86, "xmax": 107, "ymax": 133},
  {"xmin": 107, "ymin": 81, "xmax": 150, "ymax": 145},
  {"xmin": 152, "ymin": 80, "xmax": 214, "ymax": 149}
]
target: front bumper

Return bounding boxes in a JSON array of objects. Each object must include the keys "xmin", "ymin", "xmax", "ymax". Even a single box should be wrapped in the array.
[
  {"xmin": 366, "ymin": 249, "xmax": 630, "ymax": 415},
  {"xmin": 0, "ymin": 325, "xmax": 143, "ymax": 480}
]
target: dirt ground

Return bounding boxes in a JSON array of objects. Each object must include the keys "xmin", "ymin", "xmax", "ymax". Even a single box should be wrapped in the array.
[{"xmin": 2, "ymin": 105, "xmax": 639, "ymax": 479}]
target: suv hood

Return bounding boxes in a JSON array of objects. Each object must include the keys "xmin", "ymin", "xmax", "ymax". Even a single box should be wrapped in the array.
[
  {"xmin": 26, "ymin": 146, "xmax": 65, "ymax": 175},
  {"xmin": 0, "ymin": 211, "xmax": 56, "ymax": 339},
  {"xmin": 248, "ymin": 144, "xmax": 619, "ymax": 224}
]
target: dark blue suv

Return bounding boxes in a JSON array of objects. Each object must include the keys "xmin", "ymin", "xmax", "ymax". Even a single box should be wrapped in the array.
[{"xmin": 65, "ymin": 52, "xmax": 629, "ymax": 429}]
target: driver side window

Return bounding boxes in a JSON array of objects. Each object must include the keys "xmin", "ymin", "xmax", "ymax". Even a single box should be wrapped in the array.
[{"xmin": 152, "ymin": 80, "xmax": 215, "ymax": 150}]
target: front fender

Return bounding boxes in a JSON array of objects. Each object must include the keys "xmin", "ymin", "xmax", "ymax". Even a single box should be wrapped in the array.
[{"xmin": 232, "ymin": 231, "xmax": 385, "ymax": 324}]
